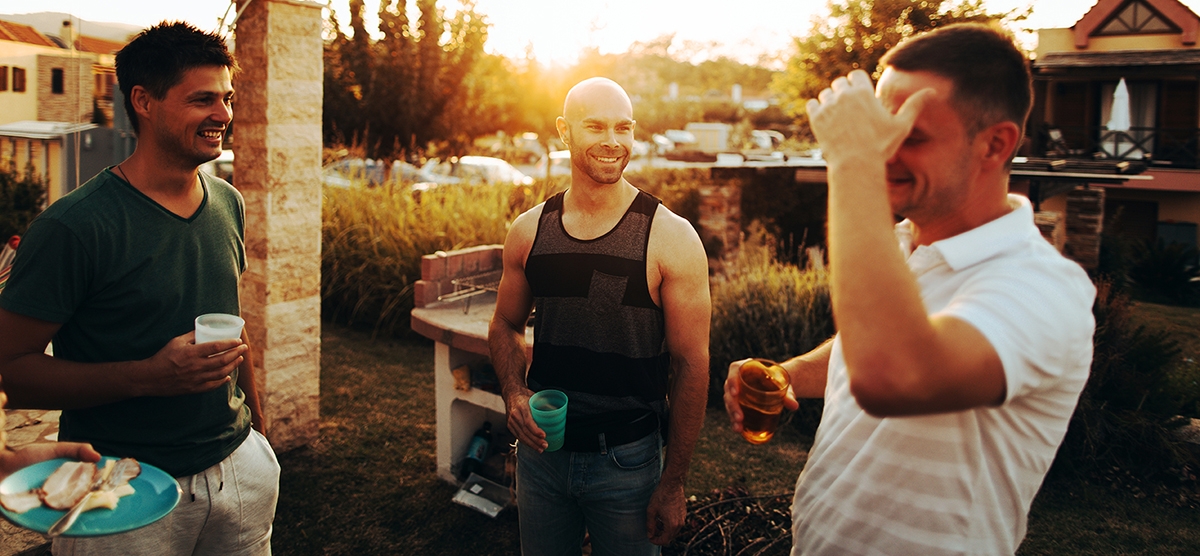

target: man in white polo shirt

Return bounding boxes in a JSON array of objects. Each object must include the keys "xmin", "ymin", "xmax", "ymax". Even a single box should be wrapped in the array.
[{"xmin": 724, "ymin": 23, "xmax": 1096, "ymax": 555}]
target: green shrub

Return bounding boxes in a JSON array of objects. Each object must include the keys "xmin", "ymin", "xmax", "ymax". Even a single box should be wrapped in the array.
[
  {"xmin": 1128, "ymin": 239, "xmax": 1200, "ymax": 307},
  {"xmin": 708, "ymin": 224, "xmax": 834, "ymax": 430},
  {"xmin": 1054, "ymin": 280, "xmax": 1200, "ymax": 485},
  {"xmin": 0, "ymin": 163, "xmax": 47, "ymax": 240}
]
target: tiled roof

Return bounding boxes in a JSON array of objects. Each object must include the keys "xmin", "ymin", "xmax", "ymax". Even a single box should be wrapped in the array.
[
  {"xmin": 74, "ymin": 34, "xmax": 126, "ymax": 55},
  {"xmin": 0, "ymin": 20, "xmax": 56, "ymax": 47}
]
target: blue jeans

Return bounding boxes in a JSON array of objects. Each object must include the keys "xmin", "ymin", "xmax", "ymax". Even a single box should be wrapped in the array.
[{"xmin": 516, "ymin": 430, "xmax": 663, "ymax": 556}]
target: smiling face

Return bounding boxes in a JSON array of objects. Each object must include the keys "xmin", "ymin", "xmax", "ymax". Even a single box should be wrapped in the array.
[
  {"xmin": 558, "ymin": 79, "xmax": 635, "ymax": 186},
  {"xmin": 139, "ymin": 65, "xmax": 233, "ymax": 170},
  {"xmin": 876, "ymin": 67, "xmax": 981, "ymax": 223}
]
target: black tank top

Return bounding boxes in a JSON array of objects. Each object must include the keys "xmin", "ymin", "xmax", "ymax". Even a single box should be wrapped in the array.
[{"xmin": 524, "ymin": 189, "xmax": 670, "ymax": 440}]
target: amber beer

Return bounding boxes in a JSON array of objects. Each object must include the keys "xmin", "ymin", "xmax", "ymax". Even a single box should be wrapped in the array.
[{"xmin": 737, "ymin": 359, "xmax": 791, "ymax": 444}]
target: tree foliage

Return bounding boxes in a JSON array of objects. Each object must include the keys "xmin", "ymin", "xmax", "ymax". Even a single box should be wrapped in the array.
[
  {"xmin": 323, "ymin": 0, "xmax": 487, "ymax": 159},
  {"xmin": 0, "ymin": 163, "xmax": 47, "ymax": 241},
  {"xmin": 771, "ymin": 0, "xmax": 1024, "ymax": 123}
]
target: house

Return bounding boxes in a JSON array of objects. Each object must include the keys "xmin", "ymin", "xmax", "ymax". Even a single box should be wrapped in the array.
[
  {"xmin": 1027, "ymin": 0, "xmax": 1200, "ymax": 255},
  {"xmin": 0, "ymin": 18, "xmax": 130, "ymax": 203}
]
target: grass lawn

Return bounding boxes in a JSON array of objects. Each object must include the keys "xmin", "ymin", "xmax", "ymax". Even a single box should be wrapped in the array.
[{"xmin": 274, "ymin": 313, "xmax": 1200, "ymax": 555}]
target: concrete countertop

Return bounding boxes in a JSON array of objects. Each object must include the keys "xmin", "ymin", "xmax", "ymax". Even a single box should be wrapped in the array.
[{"xmin": 410, "ymin": 292, "xmax": 533, "ymax": 357}]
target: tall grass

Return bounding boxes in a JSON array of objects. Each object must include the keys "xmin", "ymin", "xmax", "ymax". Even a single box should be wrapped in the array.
[
  {"xmin": 709, "ymin": 224, "xmax": 834, "ymax": 431},
  {"xmin": 320, "ymin": 167, "xmax": 713, "ymax": 336},
  {"xmin": 321, "ymin": 179, "xmax": 562, "ymax": 334}
]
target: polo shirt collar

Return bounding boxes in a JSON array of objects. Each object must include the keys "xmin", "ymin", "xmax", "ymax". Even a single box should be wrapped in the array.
[{"xmin": 896, "ymin": 194, "xmax": 1038, "ymax": 272}]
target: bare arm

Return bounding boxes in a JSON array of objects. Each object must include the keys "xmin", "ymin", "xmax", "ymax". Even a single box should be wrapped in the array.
[
  {"xmin": 807, "ymin": 70, "xmax": 1008, "ymax": 417},
  {"xmin": 0, "ymin": 307, "xmax": 245, "ymax": 410},
  {"xmin": 487, "ymin": 207, "xmax": 544, "ymax": 451},
  {"xmin": 723, "ymin": 338, "xmax": 833, "ymax": 434},
  {"xmin": 645, "ymin": 208, "xmax": 711, "ymax": 546},
  {"xmin": 235, "ymin": 327, "xmax": 264, "ymax": 433}
]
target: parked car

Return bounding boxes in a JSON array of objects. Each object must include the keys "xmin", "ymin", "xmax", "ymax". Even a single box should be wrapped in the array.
[
  {"xmin": 532, "ymin": 150, "xmax": 572, "ymax": 178},
  {"xmin": 424, "ymin": 156, "xmax": 534, "ymax": 186},
  {"xmin": 199, "ymin": 149, "xmax": 235, "ymax": 184},
  {"xmin": 322, "ymin": 158, "xmax": 387, "ymax": 188},
  {"xmin": 391, "ymin": 160, "xmax": 461, "ymax": 192}
]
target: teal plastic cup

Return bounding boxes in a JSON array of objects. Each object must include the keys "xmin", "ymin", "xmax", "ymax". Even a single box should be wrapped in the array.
[{"xmin": 529, "ymin": 389, "xmax": 568, "ymax": 452}]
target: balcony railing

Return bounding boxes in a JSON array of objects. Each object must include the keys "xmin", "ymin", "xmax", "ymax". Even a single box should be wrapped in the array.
[{"xmin": 1033, "ymin": 124, "xmax": 1200, "ymax": 169}]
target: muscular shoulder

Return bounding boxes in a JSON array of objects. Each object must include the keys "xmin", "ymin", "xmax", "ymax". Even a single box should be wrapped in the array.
[
  {"xmin": 648, "ymin": 204, "xmax": 706, "ymax": 272},
  {"xmin": 503, "ymin": 202, "xmax": 547, "ymax": 264}
]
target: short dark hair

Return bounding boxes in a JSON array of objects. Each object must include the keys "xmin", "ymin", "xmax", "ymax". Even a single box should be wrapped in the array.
[
  {"xmin": 880, "ymin": 23, "xmax": 1031, "ymax": 138},
  {"xmin": 115, "ymin": 21, "xmax": 236, "ymax": 134}
]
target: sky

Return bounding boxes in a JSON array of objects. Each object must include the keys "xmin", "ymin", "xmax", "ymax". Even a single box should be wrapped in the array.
[{"xmin": 11, "ymin": 0, "xmax": 1200, "ymax": 66}]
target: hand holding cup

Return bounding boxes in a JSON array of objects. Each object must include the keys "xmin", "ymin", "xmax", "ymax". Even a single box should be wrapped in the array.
[
  {"xmin": 528, "ymin": 390, "xmax": 568, "ymax": 452},
  {"xmin": 733, "ymin": 359, "xmax": 791, "ymax": 444}
]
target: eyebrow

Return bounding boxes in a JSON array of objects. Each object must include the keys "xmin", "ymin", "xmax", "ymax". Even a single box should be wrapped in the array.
[{"xmin": 581, "ymin": 117, "xmax": 633, "ymax": 126}]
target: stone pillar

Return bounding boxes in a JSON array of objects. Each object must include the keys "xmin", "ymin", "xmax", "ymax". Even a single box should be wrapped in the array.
[
  {"xmin": 233, "ymin": 0, "xmax": 323, "ymax": 451},
  {"xmin": 1064, "ymin": 187, "xmax": 1105, "ymax": 271}
]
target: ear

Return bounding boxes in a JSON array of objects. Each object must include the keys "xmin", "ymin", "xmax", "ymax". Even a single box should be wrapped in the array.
[
  {"xmin": 129, "ymin": 85, "xmax": 153, "ymax": 123},
  {"xmin": 556, "ymin": 116, "xmax": 570, "ymax": 149},
  {"xmin": 978, "ymin": 121, "xmax": 1021, "ymax": 170}
]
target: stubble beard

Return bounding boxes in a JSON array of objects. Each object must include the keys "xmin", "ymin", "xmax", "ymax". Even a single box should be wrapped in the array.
[{"xmin": 573, "ymin": 144, "xmax": 628, "ymax": 185}]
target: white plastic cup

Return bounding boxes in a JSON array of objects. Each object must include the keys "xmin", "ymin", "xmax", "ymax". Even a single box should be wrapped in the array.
[{"xmin": 194, "ymin": 313, "xmax": 245, "ymax": 344}]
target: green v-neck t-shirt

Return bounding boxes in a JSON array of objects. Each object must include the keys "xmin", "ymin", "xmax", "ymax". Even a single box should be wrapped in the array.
[{"xmin": 0, "ymin": 167, "xmax": 250, "ymax": 477}]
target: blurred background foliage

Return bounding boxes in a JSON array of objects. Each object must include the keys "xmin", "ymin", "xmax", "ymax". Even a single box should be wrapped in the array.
[
  {"xmin": 0, "ymin": 163, "xmax": 47, "ymax": 241},
  {"xmin": 320, "ymin": 0, "xmax": 1025, "ymax": 161}
]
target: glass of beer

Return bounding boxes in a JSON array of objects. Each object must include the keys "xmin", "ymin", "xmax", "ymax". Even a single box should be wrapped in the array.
[{"xmin": 737, "ymin": 359, "xmax": 791, "ymax": 444}]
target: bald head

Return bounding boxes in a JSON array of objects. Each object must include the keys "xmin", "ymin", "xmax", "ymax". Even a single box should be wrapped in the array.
[
  {"xmin": 562, "ymin": 77, "xmax": 633, "ymax": 122},
  {"xmin": 557, "ymin": 77, "xmax": 636, "ymax": 185}
]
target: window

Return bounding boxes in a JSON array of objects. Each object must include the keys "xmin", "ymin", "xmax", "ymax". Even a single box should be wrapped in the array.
[
  {"xmin": 12, "ymin": 67, "xmax": 26, "ymax": 92},
  {"xmin": 0, "ymin": 66, "xmax": 7, "ymax": 91},
  {"xmin": 51, "ymin": 68, "xmax": 64, "ymax": 94}
]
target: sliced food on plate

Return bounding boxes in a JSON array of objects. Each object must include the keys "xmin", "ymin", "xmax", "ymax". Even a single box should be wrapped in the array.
[{"xmin": 0, "ymin": 458, "xmax": 140, "ymax": 514}]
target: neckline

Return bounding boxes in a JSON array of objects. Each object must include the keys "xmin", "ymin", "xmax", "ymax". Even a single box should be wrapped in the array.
[
  {"xmin": 555, "ymin": 189, "xmax": 644, "ymax": 243},
  {"xmin": 109, "ymin": 166, "xmax": 209, "ymax": 223}
]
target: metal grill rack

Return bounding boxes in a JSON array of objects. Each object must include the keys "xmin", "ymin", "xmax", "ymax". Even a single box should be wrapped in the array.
[{"xmin": 438, "ymin": 269, "xmax": 504, "ymax": 313}]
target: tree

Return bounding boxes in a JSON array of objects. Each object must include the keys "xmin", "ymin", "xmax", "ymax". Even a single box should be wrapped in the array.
[
  {"xmin": 771, "ymin": 0, "xmax": 1025, "ymax": 125},
  {"xmin": 322, "ymin": 0, "xmax": 487, "ymax": 159},
  {"xmin": 0, "ymin": 163, "xmax": 47, "ymax": 241}
]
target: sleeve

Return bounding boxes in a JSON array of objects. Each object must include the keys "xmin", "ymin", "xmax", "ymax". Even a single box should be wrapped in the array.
[
  {"xmin": 940, "ymin": 258, "xmax": 1096, "ymax": 403},
  {"xmin": 0, "ymin": 218, "xmax": 94, "ymax": 324}
]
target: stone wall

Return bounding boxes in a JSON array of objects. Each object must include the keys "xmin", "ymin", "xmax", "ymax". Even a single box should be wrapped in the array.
[
  {"xmin": 1064, "ymin": 187, "xmax": 1106, "ymax": 271},
  {"xmin": 234, "ymin": 0, "xmax": 324, "ymax": 452},
  {"xmin": 35, "ymin": 55, "xmax": 93, "ymax": 123}
]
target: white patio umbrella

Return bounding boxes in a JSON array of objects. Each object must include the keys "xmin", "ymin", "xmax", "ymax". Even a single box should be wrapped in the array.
[{"xmin": 1107, "ymin": 78, "xmax": 1131, "ymax": 132}]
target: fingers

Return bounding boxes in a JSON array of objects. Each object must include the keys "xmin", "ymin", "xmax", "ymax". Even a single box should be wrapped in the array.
[
  {"xmin": 895, "ymin": 87, "xmax": 937, "ymax": 129},
  {"xmin": 505, "ymin": 395, "xmax": 547, "ymax": 452},
  {"xmin": 724, "ymin": 359, "xmax": 748, "ymax": 432},
  {"xmin": 783, "ymin": 386, "xmax": 801, "ymax": 412},
  {"xmin": 645, "ymin": 490, "xmax": 685, "ymax": 546},
  {"xmin": 60, "ymin": 442, "xmax": 102, "ymax": 463}
]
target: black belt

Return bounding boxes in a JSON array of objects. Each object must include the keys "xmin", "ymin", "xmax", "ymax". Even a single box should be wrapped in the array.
[{"xmin": 561, "ymin": 413, "xmax": 659, "ymax": 452}]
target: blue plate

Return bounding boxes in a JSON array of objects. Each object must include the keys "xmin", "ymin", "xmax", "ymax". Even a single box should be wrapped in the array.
[{"xmin": 0, "ymin": 456, "xmax": 181, "ymax": 536}]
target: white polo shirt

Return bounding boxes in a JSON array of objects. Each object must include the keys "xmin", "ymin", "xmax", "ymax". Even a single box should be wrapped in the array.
[{"xmin": 792, "ymin": 195, "xmax": 1096, "ymax": 556}]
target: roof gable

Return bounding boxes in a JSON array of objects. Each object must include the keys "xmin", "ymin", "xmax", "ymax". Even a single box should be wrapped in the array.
[
  {"xmin": 0, "ymin": 20, "xmax": 56, "ymax": 48},
  {"xmin": 1075, "ymin": 0, "xmax": 1200, "ymax": 47}
]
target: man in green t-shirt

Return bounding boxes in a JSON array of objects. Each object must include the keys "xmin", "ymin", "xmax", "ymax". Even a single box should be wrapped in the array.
[{"xmin": 0, "ymin": 22, "xmax": 279, "ymax": 555}]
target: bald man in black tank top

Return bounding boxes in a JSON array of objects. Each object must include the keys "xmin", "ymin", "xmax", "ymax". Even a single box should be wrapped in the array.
[{"xmin": 489, "ymin": 77, "xmax": 711, "ymax": 556}]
